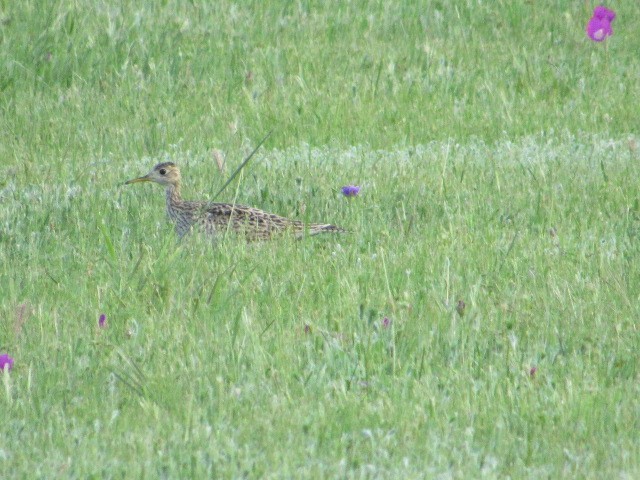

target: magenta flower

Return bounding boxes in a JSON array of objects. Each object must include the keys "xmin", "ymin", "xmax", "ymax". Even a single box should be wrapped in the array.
[
  {"xmin": 341, "ymin": 185, "xmax": 360, "ymax": 197},
  {"xmin": 586, "ymin": 6, "xmax": 616, "ymax": 42},
  {"xmin": 529, "ymin": 366, "xmax": 537, "ymax": 378},
  {"xmin": 0, "ymin": 354, "xmax": 14, "ymax": 372},
  {"xmin": 98, "ymin": 313, "xmax": 106, "ymax": 328},
  {"xmin": 382, "ymin": 317, "xmax": 391, "ymax": 328}
]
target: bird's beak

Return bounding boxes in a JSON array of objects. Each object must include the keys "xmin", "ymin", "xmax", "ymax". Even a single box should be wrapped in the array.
[{"xmin": 125, "ymin": 175, "xmax": 150, "ymax": 185}]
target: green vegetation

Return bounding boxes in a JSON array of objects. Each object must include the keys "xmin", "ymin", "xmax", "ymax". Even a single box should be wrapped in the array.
[{"xmin": 1, "ymin": 1, "xmax": 639, "ymax": 478}]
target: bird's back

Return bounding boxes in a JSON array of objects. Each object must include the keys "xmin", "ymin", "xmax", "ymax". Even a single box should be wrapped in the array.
[{"xmin": 200, "ymin": 202, "xmax": 345, "ymax": 240}]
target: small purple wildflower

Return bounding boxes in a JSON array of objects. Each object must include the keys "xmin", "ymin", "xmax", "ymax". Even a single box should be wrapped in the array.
[
  {"xmin": 0, "ymin": 354, "xmax": 14, "ymax": 372},
  {"xmin": 98, "ymin": 313, "xmax": 107, "ymax": 328},
  {"xmin": 529, "ymin": 366, "xmax": 538, "ymax": 378},
  {"xmin": 586, "ymin": 6, "xmax": 615, "ymax": 42},
  {"xmin": 341, "ymin": 185, "xmax": 360, "ymax": 197},
  {"xmin": 304, "ymin": 323, "xmax": 311, "ymax": 334},
  {"xmin": 382, "ymin": 317, "xmax": 391, "ymax": 329}
]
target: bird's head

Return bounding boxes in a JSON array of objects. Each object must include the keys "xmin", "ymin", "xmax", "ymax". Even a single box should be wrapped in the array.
[{"xmin": 125, "ymin": 162, "xmax": 181, "ymax": 187}]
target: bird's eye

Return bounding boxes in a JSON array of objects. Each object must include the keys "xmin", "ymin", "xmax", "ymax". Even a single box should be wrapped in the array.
[{"xmin": 159, "ymin": 169, "xmax": 166, "ymax": 175}]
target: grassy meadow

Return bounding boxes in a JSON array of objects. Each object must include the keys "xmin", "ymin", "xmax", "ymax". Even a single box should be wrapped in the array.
[{"xmin": 1, "ymin": 1, "xmax": 639, "ymax": 478}]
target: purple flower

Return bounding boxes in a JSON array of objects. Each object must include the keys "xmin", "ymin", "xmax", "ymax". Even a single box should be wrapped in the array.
[
  {"xmin": 586, "ymin": 6, "xmax": 615, "ymax": 42},
  {"xmin": 382, "ymin": 317, "xmax": 391, "ymax": 328},
  {"xmin": 529, "ymin": 366, "xmax": 537, "ymax": 378},
  {"xmin": 0, "ymin": 354, "xmax": 14, "ymax": 372},
  {"xmin": 98, "ymin": 313, "xmax": 106, "ymax": 328},
  {"xmin": 341, "ymin": 185, "xmax": 360, "ymax": 197}
]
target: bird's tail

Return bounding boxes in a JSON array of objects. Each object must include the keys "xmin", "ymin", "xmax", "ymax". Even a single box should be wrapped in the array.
[{"xmin": 305, "ymin": 223, "xmax": 348, "ymax": 237}]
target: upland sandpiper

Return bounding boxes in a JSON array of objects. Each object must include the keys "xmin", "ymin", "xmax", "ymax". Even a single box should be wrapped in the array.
[{"xmin": 125, "ymin": 162, "xmax": 345, "ymax": 240}]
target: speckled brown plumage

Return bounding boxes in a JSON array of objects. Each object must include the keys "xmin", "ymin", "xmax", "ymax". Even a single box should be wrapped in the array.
[{"xmin": 126, "ymin": 162, "xmax": 345, "ymax": 240}]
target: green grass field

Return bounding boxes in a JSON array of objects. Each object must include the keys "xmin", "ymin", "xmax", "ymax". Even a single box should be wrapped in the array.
[{"xmin": 1, "ymin": 1, "xmax": 639, "ymax": 478}]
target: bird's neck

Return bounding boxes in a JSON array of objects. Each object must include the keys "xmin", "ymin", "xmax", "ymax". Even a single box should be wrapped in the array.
[
  {"xmin": 165, "ymin": 183, "xmax": 182, "ymax": 208},
  {"xmin": 164, "ymin": 182, "xmax": 192, "ymax": 237}
]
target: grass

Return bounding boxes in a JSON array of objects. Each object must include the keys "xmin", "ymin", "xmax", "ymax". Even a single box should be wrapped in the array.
[{"xmin": 1, "ymin": 1, "xmax": 639, "ymax": 478}]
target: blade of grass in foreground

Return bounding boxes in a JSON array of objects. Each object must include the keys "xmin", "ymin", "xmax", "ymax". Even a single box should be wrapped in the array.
[{"xmin": 212, "ymin": 130, "xmax": 273, "ymax": 200}]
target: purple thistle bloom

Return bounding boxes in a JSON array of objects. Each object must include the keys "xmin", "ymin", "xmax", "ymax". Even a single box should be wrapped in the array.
[
  {"xmin": 98, "ymin": 313, "xmax": 106, "ymax": 328},
  {"xmin": 0, "ymin": 354, "xmax": 14, "ymax": 372},
  {"xmin": 382, "ymin": 317, "xmax": 391, "ymax": 328},
  {"xmin": 586, "ymin": 6, "xmax": 615, "ymax": 42},
  {"xmin": 341, "ymin": 185, "xmax": 360, "ymax": 197}
]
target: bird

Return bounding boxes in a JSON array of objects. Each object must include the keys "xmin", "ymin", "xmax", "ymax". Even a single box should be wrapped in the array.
[{"xmin": 125, "ymin": 162, "xmax": 345, "ymax": 241}]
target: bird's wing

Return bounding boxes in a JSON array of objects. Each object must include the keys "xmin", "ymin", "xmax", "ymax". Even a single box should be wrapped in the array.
[{"xmin": 202, "ymin": 202, "xmax": 303, "ymax": 239}]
